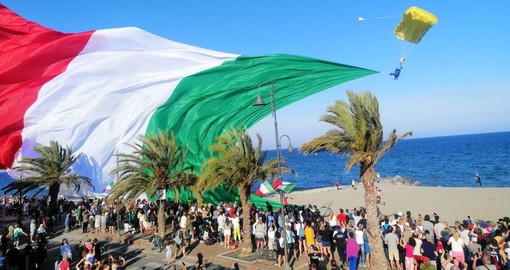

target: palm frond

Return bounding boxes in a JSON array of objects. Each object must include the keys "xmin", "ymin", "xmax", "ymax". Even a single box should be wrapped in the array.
[
  {"xmin": 8, "ymin": 141, "xmax": 91, "ymax": 207},
  {"xmin": 198, "ymin": 127, "xmax": 286, "ymax": 195},
  {"xmin": 107, "ymin": 130, "xmax": 192, "ymax": 204}
]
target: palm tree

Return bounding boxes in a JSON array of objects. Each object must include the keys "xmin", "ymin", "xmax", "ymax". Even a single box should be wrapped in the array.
[
  {"xmin": 198, "ymin": 127, "xmax": 286, "ymax": 255},
  {"xmin": 300, "ymin": 91, "xmax": 412, "ymax": 270},
  {"xmin": 108, "ymin": 130, "xmax": 193, "ymax": 237},
  {"xmin": 2, "ymin": 141, "xmax": 93, "ymax": 214}
]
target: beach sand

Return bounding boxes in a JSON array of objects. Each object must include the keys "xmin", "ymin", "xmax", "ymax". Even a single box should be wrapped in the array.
[{"xmin": 268, "ymin": 183, "xmax": 510, "ymax": 225}]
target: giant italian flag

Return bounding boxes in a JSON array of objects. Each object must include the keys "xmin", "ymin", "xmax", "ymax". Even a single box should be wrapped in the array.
[{"xmin": 0, "ymin": 4, "xmax": 378, "ymax": 188}]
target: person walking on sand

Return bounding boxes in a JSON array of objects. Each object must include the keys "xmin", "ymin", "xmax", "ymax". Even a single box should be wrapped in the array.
[
  {"xmin": 335, "ymin": 180, "xmax": 340, "ymax": 190},
  {"xmin": 475, "ymin": 173, "xmax": 482, "ymax": 187}
]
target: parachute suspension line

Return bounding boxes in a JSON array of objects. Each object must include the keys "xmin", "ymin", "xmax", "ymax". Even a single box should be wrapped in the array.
[{"xmin": 400, "ymin": 17, "xmax": 418, "ymax": 64}]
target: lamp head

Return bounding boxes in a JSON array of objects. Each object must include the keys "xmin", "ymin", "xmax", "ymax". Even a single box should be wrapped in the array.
[
  {"xmin": 253, "ymin": 95, "xmax": 267, "ymax": 106},
  {"xmin": 287, "ymin": 143, "xmax": 294, "ymax": 154}
]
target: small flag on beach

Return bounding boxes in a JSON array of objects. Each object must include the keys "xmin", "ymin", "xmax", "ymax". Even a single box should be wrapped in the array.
[
  {"xmin": 103, "ymin": 182, "xmax": 114, "ymax": 192},
  {"xmin": 272, "ymin": 179, "xmax": 296, "ymax": 193},
  {"xmin": 255, "ymin": 180, "xmax": 276, "ymax": 197}
]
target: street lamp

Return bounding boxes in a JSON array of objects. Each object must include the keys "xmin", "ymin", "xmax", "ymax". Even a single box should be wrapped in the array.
[
  {"xmin": 253, "ymin": 81, "xmax": 292, "ymax": 270},
  {"xmin": 280, "ymin": 135, "xmax": 294, "ymax": 154}
]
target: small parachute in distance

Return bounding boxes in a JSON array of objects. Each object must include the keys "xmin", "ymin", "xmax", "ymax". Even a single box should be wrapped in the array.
[
  {"xmin": 390, "ymin": 6, "xmax": 438, "ymax": 80},
  {"xmin": 394, "ymin": 6, "xmax": 438, "ymax": 44}
]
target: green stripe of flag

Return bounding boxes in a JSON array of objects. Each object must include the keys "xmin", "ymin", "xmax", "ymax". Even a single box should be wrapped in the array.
[{"xmin": 146, "ymin": 54, "xmax": 378, "ymax": 171}]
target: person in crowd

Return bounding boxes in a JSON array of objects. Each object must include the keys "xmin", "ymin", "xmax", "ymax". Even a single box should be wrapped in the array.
[
  {"xmin": 355, "ymin": 223, "xmax": 366, "ymax": 267},
  {"xmin": 59, "ymin": 255, "xmax": 71, "ymax": 270},
  {"xmin": 35, "ymin": 243, "xmax": 47, "ymax": 270},
  {"xmin": 195, "ymin": 252, "xmax": 205, "ymax": 270},
  {"xmin": 404, "ymin": 237, "xmax": 416, "ymax": 270},
  {"xmin": 385, "ymin": 226, "xmax": 402, "ymax": 270},
  {"xmin": 12, "ymin": 224, "xmax": 27, "ymax": 248},
  {"xmin": 346, "ymin": 232, "xmax": 359, "ymax": 270},
  {"xmin": 223, "ymin": 218, "xmax": 232, "ymax": 248},
  {"xmin": 6, "ymin": 245, "xmax": 19, "ymax": 270},
  {"xmin": 276, "ymin": 232, "xmax": 285, "ymax": 267},
  {"xmin": 165, "ymin": 240, "xmax": 174, "ymax": 266},
  {"xmin": 420, "ymin": 234, "xmax": 437, "ymax": 267},
  {"xmin": 285, "ymin": 225, "xmax": 297, "ymax": 262},
  {"xmin": 231, "ymin": 213, "xmax": 241, "ymax": 244},
  {"xmin": 333, "ymin": 226, "xmax": 347, "ymax": 267},
  {"xmin": 308, "ymin": 245, "xmax": 321, "ymax": 269},
  {"xmin": 473, "ymin": 250, "xmax": 496, "ymax": 270},
  {"xmin": 30, "ymin": 219, "xmax": 37, "ymax": 243},
  {"xmin": 305, "ymin": 221, "xmax": 316, "ymax": 254},
  {"xmin": 54, "ymin": 255, "xmax": 63, "ymax": 270},
  {"xmin": 448, "ymin": 231, "xmax": 466, "ymax": 267},
  {"xmin": 60, "ymin": 238, "xmax": 73, "ymax": 261},
  {"xmin": 321, "ymin": 223, "xmax": 333, "ymax": 259},
  {"xmin": 65, "ymin": 214, "xmax": 71, "ymax": 233},
  {"xmin": 253, "ymin": 216, "xmax": 266, "ymax": 256},
  {"xmin": 295, "ymin": 219, "xmax": 306, "ymax": 258},
  {"xmin": 93, "ymin": 238, "xmax": 102, "ymax": 262}
]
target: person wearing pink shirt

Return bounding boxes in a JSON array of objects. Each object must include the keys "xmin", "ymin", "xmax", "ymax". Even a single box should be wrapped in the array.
[
  {"xmin": 405, "ymin": 237, "xmax": 416, "ymax": 270},
  {"xmin": 346, "ymin": 232, "xmax": 359, "ymax": 270}
]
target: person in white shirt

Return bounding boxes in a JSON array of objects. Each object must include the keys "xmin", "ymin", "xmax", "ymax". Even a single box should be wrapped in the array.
[
  {"xmin": 179, "ymin": 213, "xmax": 187, "ymax": 230},
  {"xmin": 448, "ymin": 231, "xmax": 466, "ymax": 268},
  {"xmin": 217, "ymin": 212, "xmax": 226, "ymax": 245},
  {"xmin": 355, "ymin": 224, "xmax": 366, "ymax": 267}
]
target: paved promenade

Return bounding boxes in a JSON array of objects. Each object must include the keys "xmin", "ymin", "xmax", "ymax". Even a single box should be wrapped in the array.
[{"xmin": 3, "ymin": 216, "xmax": 311, "ymax": 269}]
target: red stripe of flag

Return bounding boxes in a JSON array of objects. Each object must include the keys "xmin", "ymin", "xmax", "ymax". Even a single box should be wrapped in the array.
[{"xmin": 0, "ymin": 4, "xmax": 93, "ymax": 168}]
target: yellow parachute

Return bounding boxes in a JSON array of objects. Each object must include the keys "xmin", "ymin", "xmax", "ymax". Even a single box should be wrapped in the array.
[
  {"xmin": 394, "ymin": 7, "xmax": 438, "ymax": 64},
  {"xmin": 394, "ymin": 7, "xmax": 438, "ymax": 44}
]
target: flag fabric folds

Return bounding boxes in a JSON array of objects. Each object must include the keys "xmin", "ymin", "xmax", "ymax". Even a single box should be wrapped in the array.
[
  {"xmin": 0, "ymin": 4, "xmax": 378, "ymax": 189},
  {"xmin": 255, "ymin": 180, "xmax": 276, "ymax": 197}
]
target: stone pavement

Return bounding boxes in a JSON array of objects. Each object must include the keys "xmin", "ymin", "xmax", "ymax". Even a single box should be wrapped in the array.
[
  {"xmin": 7, "ymin": 216, "xmax": 313, "ymax": 270},
  {"xmin": 40, "ymin": 225, "xmax": 231, "ymax": 270}
]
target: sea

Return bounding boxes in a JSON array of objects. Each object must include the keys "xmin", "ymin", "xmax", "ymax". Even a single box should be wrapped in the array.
[
  {"xmin": 0, "ymin": 131, "xmax": 509, "ymax": 193},
  {"xmin": 266, "ymin": 131, "xmax": 510, "ymax": 189}
]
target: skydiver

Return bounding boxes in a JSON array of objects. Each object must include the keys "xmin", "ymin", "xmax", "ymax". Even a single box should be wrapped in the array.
[{"xmin": 390, "ymin": 66, "xmax": 403, "ymax": 80}]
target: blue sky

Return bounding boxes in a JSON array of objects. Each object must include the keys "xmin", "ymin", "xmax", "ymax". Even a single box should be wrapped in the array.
[{"xmin": 3, "ymin": 1, "xmax": 509, "ymax": 149}]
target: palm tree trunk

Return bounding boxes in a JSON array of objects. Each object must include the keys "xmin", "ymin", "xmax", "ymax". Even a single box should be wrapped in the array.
[
  {"xmin": 157, "ymin": 200, "xmax": 166, "ymax": 237},
  {"xmin": 361, "ymin": 165, "xmax": 388, "ymax": 270},
  {"xmin": 48, "ymin": 183, "xmax": 60, "ymax": 215},
  {"xmin": 238, "ymin": 185, "xmax": 253, "ymax": 256},
  {"xmin": 173, "ymin": 187, "xmax": 180, "ymax": 203},
  {"xmin": 191, "ymin": 188, "xmax": 203, "ymax": 207}
]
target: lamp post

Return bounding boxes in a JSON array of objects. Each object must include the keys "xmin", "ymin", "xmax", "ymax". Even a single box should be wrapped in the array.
[{"xmin": 253, "ymin": 81, "xmax": 292, "ymax": 270}]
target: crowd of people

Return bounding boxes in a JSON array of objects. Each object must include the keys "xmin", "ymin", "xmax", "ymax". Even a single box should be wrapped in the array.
[
  {"xmin": 0, "ymin": 192, "xmax": 509, "ymax": 270},
  {"xmin": 157, "ymin": 199, "xmax": 510, "ymax": 270}
]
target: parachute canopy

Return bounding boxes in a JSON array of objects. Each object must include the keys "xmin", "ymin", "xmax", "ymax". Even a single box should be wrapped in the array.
[{"xmin": 394, "ymin": 6, "xmax": 438, "ymax": 44}]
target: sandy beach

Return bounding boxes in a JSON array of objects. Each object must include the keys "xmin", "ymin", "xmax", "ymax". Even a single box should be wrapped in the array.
[{"xmin": 268, "ymin": 183, "xmax": 510, "ymax": 225}]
